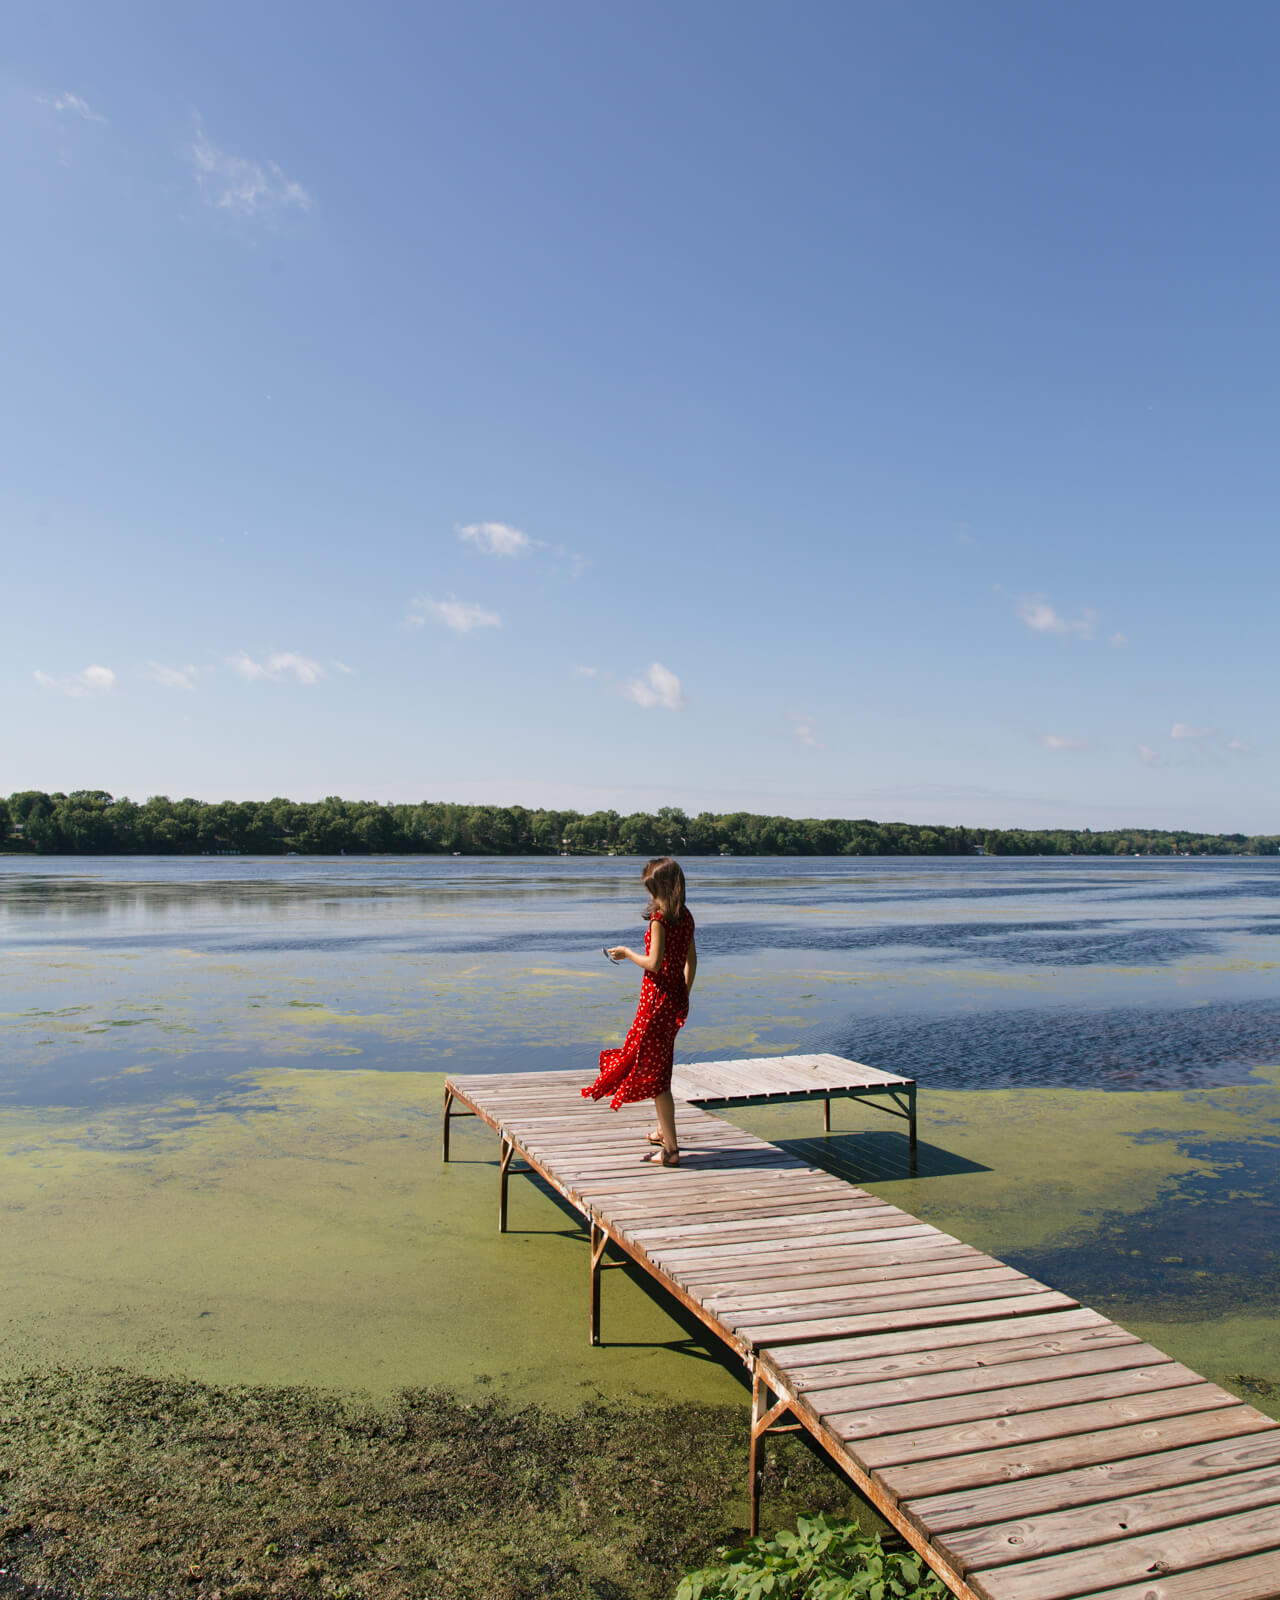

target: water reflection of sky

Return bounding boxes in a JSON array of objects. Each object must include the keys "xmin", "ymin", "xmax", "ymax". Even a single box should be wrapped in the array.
[{"xmin": 2, "ymin": 855, "xmax": 1279, "ymax": 1107}]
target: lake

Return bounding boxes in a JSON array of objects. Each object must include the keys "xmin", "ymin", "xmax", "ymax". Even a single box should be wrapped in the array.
[
  {"xmin": 1, "ymin": 853, "xmax": 1277, "ymax": 1412},
  {"xmin": 4, "ymin": 853, "xmax": 1280, "ymax": 1104}
]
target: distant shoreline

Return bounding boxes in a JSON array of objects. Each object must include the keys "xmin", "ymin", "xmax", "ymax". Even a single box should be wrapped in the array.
[{"xmin": 3, "ymin": 789, "xmax": 1276, "ymax": 858}]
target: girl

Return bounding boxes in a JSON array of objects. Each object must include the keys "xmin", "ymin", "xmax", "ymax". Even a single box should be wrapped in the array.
[{"xmin": 582, "ymin": 856, "xmax": 697, "ymax": 1166}]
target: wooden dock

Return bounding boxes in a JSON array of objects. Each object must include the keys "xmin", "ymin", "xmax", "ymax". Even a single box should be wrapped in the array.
[{"xmin": 441, "ymin": 1058, "xmax": 1280, "ymax": 1600}]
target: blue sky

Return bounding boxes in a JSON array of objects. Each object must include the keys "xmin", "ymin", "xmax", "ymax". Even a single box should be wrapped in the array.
[{"xmin": 4, "ymin": 2, "xmax": 1277, "ymax": 831}]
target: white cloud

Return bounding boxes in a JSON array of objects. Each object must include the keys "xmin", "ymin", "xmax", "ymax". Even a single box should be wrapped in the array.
[
  {"xmin": 268, "ymin": 651, "xmax": 324, "ymax": 684},
  {"xmin": 228, "ymin": 651, "xmax": 269, "ymax": 681},
  {"xmin": 34, "ymin": 664, "xmax": 116, "ymax": 697},
  {"xmin": 1014, "ymin": 594, "xmax": 1099, "ymax": 638},
  {"xmin": 142, "ymin": 662, "xmax": 199, "ymax": 691},
  {"xmin": 624, "ymin": 662, "xmax": 685, "ymax": 711},
  {"xmin": 789, "ymin": 711, "xmax": 821, "ymax": 748},
  {"xmin": 410, "ymin": 595, "xmax": 502, "ymax": 634},
  {"xmin": 191, "ymin": 118, "xmax": 311, "ymax": 216},
  {"xmin": 457, "ymin": 521, "xmax": 533, "ymax": 557},
  {"xmin": 331, "ymin": 659, "xmax": 357, "ymax": 676},
  {"xmin": 1163, "ymin": 723, "xmax": 1252, "ymax": 758},
  {"xmin": 40, "ymin": 92, "xmax": 106, "ymax": 124},
  {"xmin": 228, "ymin": 651, "xmax": 324, "ymax": 684},
  {"xmin": 1037, "ymin": 733, "xmax": 1092, "ymax": 751},
  {"xmin": 573, "ymin": 665, "xmax": 598, "ymax": 678},
  {"xmin": 1139, "ymin": 744, "xmax": 1159, "ymax": 767},
  {"xmin": 1110, "ymin": 632, "xmax": 1129, "ymax": 647}
]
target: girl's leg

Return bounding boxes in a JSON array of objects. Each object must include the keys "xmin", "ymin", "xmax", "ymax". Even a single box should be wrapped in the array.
[{"xmin": 654, "ymin": 1089, "xmax": 678, "ymax": 1154}]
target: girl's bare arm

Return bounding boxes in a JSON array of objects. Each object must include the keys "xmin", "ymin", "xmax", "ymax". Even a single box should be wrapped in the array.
[
  {"xmin": 608, "ymin": 917, "xmax": 666, "ymax": 973},
  {"xmin": 684, "ymin": 933, "xmax": 697, "ymax": 992}
]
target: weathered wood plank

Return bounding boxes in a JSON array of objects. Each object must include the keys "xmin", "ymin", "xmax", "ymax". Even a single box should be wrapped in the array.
[
  {"xmin": 974, "ymin": 1504, "xmax": 1280, "ymax": 1600},
  {"xmin": 703, "ymin": 1259, "xmax": 1015, "ymax": 1311},
  {"xmin": 766, "ymin": 1308, "xmax": 1112, "ymax": 1374},
  {"xmin": 777, "ymin": 1317, "xmax": 1135, "ymax": 1393},
  {"xmin": 792, "ymin": 1340, "xmax": 1169, "ymax": 1420},
  {"xmin": 723, "ymin": 1274, "xmax": 1048, "ymax": 1337},
  {"xmin": 856, "ymin": 1381, "xmax": 1242, "ymax": 1469},
  {"xmin": 912, "ymin": 1429, "xmax": 1280, "ymax": 1535},
  {"xmin": 832, "ymin": 1363, "xmax": 1209, "ymax": 1443},
  {"xmin": 1069, "ymin": 1548, "xmax": 1280, "ymax": 1600},
  {"xmin": 876, "ymin": 1407, "xmax": 1267, "ymax": 1500},
  {"xmin": 940, "ymin": 1461, "xmax": 1280, "ymax": 1573}
]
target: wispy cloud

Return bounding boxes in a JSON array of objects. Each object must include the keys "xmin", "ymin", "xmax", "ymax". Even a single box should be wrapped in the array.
[
  {"xmin": 191, "ymin": 118, "xmax": 311, "ymax": 216},
  {"xmin": 1036, "ymin": 733, "xmax": 1093, "ymax": 751},
  {"xmin": 330, "ymin": 659, "xmax": 357, "ymax": 676},
  {"xmin": 142, "ymin": 662, "xmax": 199, "ymax": 691},
  {"xmin": 624, "ymin": 662, "xmax": 685, "ymax": 711},
  {"xmin": 409, "ymin": 595, "xmax": 502, "ymax": 634},
  {"xmin": 39, "ymin": 92, "xmax": 107, "ymax": 124},
  {"xmin": 1160, "ymin": 723, "xmax": 1253, "ymax": 759},
  {"xmin": 1015, "ymin": 594, "xmax": 1098, "ymax": 638},
  {"xmin": 228, "ymin": 651, "xmax": 325, "ymax": 684},
  {"xmin": 789, "ymin": 711, "xmax": 821, "ymax": 748},
  {"xmin": 1139, "ymin": 743, "xmax": 1159, "ymax": 767},
  {"xmin": 1110, "ymin": 632, "xmax": 1129, "ymax": 647},
  {"xmin": 457, "ymin": 521, "xmax": 534, "ymax": 557},
  {"xmin": 34, "ymin": 664, "xmax": 116, "ymax": 696},
  {"xmin": 573, "ymin": 665, "xmax": 598, "ymax": 678}
]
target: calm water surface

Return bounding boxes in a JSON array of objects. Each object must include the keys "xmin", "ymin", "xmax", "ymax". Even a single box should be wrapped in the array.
[{"xmin": 2, "ymin": 854, "xmax": 1279, "ymax": 1108}]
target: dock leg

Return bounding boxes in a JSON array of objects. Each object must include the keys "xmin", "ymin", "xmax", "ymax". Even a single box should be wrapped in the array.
[
  {"xmin": 749, "ymin": 1370, "xmax": 767, "ymax": 1536},
  {"xmin": 589, "ymin": 1220, "xmax": 608, "ymax": 1346},
  {"xmin": 822, "ymin": 1096, "xmax": 831, "ymax": 1134},
  {"xmin": 498, "ymin": 1136, "xmax": 514, "ymax": 1234},
  {"xmin": 442, "ymin": 1087, "xmax": 454, "ymax": 1162},
  {"xmin": 908, "ymin": 1083, "xmax": 918, "ymax": 1173},
  {"xmin": 748, "ymin": 1370, "xmax": 798, "ymax": 1536}
]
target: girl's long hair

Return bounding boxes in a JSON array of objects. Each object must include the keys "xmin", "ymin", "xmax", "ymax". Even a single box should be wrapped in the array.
[{"xmin": 642, "ymin": 856, "xmax": 686, "ymax": 923}]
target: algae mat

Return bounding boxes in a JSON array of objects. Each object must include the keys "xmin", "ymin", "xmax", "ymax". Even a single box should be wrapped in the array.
[
  {"xmin": 1, "ymin": 1066, "xmax": 1276, "ymax": 1411},
  {"xmin": 2, "ymin": 1065, "xmax": 1278, "ymax": 1600}
]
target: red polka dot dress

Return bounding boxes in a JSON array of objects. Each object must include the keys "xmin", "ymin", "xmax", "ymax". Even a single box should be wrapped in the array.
[{"xmin": 582, "ymin": 908, "xmax": 695, "ymax": 1108}]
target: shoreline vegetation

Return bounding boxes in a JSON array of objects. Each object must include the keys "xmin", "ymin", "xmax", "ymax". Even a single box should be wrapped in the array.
[
  {"xmin": 3, "ymin": 790, "xmax": 1277, "ymax": 858},
  {"xmin": 0, "ymin": 1372, "xmax": 875, "ymax": 1600}
]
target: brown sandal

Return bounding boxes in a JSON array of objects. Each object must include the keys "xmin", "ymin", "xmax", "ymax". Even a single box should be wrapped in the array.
[{"xmin": 641, "ymin": 1145, "xmax": 679, "ymax": 1166}]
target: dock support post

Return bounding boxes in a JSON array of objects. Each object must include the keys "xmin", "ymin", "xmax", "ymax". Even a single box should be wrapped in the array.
[
  {"xmin": 589, "ymin": 1220, "xmax": 608, "ymax": 1346},
  {"xmin": 908, "ymin": 1082, "xmax": 918, "ymax": 1173},
  {"xmin": 498, "ymin": 1136, "xmax": 514, "ymax": 1233},
  {"xmin": 822, "ymin": 1095, "xmax": 831, "ymax": 1134},
  {"xmin": 442, "ymin": 1087, "xmax": 454, "ymax": 1162},
  {"xmin": 748, "ymin": 1371, "xmax": 797, "ymax": 1536}
]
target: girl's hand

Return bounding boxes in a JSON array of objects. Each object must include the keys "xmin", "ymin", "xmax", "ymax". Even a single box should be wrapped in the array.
[{"xmin": 606, "ymin": 946, "xmax": 629, "ymax": 963}]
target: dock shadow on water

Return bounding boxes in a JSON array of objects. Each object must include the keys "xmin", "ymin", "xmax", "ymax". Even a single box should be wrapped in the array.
[{"xmin": 775, "ymin": 1129, "xmax": 988, "ymax": 1184}]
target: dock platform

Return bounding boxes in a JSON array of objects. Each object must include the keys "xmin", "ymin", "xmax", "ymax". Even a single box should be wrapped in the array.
[{"xmin": 441, "ymin": 1058, "xmax": 1280, "ymax": 1600}]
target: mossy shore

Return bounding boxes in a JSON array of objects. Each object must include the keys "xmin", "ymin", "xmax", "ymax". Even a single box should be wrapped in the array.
[{"xmin": 0, "ymin": 1373, "xmax": 867, "ymax": 1600}]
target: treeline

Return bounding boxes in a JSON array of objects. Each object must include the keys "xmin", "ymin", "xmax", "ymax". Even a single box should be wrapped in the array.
[{"xmin": 2, "ymin": 790, "xmax": 1276, "ymax": 858}]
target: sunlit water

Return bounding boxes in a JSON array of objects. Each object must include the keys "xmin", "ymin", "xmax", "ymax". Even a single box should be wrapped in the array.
[
  {"xmin": 3, "ymin": 854, "xmax": 1279, "ymax": 1106},
  {"xmin": 1, "ymin": 855, "xmax": 1277, "ymax": 1404}
]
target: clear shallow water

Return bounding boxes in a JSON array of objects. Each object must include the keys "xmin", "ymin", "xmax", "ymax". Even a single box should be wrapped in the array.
[{"xmin": 2, "ymin": 854, "xmax": 1279, "ymax": 1106}]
